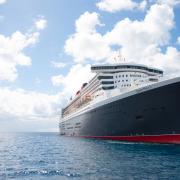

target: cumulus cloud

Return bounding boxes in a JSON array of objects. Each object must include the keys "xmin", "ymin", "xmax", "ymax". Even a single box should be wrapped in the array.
[
  {"xmin": 139, "ymin": 0, "xmax": 148, "ymax": 11},
  {"xmin": 96, "ymin": 0, "xmax": 150, "ymax": 12},
  {"xmin": 96, "ymin": 0, "xmax": 138, "ymax": 12},
  {"xmin": 105, "ymin": 3, "xmax": 174, "ymax": 47},
  {"xmin": 51, "ymin": 61, "xmax": 66, "ymax": 68},
  {"xmin": 0, "ymin": 15, "xmax": 52, "ymax": 131},
  {"xmin": 157, "ymin": 0, "xmax": 180, "ymax": 6},
  {"xmin": 35, "ymin": 16, "xmax": 47, "ymax": 30},
  {"xmin": 104, "ymin": 3, "xmax": 180, "ymax": 73},
  {"xmin": 64, "ymin": 2, "xmax": 180, "ymax": 77},
  {"xmin": 51, "ymin": 64, "xmax": 94, "ymax": 96},
  {"xmin": 153, "ymin": 47, "xmax": 180, "ymax": 76},
  {"xmin": 0, "ymin": 88, "xmax": 61, "ymax": 117},
  {"xmin": 0, "ymin": 31, "xmax": 39, "ymax": 81},
  {"xmin": 177, "ymin": 36, "xmax": 180, "ymax": 44},
  {"xmin": 51, "ymin": 74, "xmax": 64, "ymax": 86},
  {"xmin": 0, "ymin": 87, "xmax": 66, "ymax": 131},
  {"xmin": 0, "ymin": 72, "xmax": 72, "ymax": 131},
  {"xmin": 64, "ymin": 12, "xmax": 113, "ymax": 63},
  {"xmin": 96, "ymin": 0, "xmax": 180, "ymax": 12},
  {"xmin": 0, "ymin": 17, "xmax": 47, "ymax": 82},
  {"xmin": 0, "ymin": 0, "xmax": 6, "ymax": 4}
]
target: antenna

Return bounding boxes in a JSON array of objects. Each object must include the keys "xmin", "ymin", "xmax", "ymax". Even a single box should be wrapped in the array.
[{"xmin": 113, "ymin": 50, "xmax": 126, "ymax": 63}]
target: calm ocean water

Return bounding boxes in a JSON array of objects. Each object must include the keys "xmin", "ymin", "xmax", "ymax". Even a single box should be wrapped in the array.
[{"xmin": 0, "ymin": 133, "xmax": 180, "ymax": 180}]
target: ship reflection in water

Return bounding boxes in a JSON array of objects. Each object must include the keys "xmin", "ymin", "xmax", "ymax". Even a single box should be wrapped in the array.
[{"xmin": 0, "ymin": 132, "xmax": 180, "ymax": 179}]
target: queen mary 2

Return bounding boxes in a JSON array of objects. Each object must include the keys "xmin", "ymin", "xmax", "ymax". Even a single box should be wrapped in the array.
[{"xmin": 59, "ymin": 62, "xmax": 180, "ymax": 144}]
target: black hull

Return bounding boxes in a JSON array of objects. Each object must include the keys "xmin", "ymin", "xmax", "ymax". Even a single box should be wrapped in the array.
[{"xmin": 59, "ymin": 78, "xmax": 180, "ymax": 144}]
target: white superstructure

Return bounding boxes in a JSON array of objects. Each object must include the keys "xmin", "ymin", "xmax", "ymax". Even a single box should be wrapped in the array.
[{"xmin": 62, "ymin": 63, "xmax": 163, "ymax": 118}]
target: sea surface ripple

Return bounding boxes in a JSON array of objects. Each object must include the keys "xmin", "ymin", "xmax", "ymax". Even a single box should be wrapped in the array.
[{"xmin": 0, "ymin": 132, "xmax": 180, "ymax": 180}]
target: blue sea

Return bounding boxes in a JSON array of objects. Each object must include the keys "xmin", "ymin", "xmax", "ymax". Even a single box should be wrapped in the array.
[{"xmin": 0, "ymin": 133, "xmax": 180, "ymax": 180}]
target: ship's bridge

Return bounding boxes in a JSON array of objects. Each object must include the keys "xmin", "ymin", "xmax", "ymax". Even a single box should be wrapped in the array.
[
  {"xmin": 91, "ymin": 63, "xmax": 163, "ymax": 75},
  {"xmin": 91, "ymin": 63, "xmax": 163, "ymax": 91}
]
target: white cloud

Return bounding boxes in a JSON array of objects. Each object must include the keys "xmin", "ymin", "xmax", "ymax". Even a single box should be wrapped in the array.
[
  {"xmin": 96, "ymin": 0, "xmax": 138, "ymax": 13},
  {"xmin": 108, "ymin": 4, "xmax": 180, "ymax": 76},
  {"xmin": 0, "ymin": 0, "xmax": 6, "ymax": 4},
  {"xmin": 96, "ymin": 0, "xmax": 150, "ymax": 12},
  {"xmin": 75, "ymin": 11, "xmax": 102, "ymax": 33},
  {"xmin": 51, "ymin": 74, "xmax": 64, "ymax": 86},
  {"xmin": 51, "ymin": 64, "xmax": 94, "ymax": 96},
  {"xmin": 64, "ymin": 2, "xmax": 180, "ymax": 76},
  {"xmin": 105, "ymin": 3, "xmax": 174, "ymax": 47},
  {"xmin": 103, "ymin": 3, "xmax": 180, "ymax": 74},
  {"xmin": 0, "ymin": 16, "xmax": 50, "ymax": 131},
  {"xmin": 0, "ymin": 87, "xmax": 66, "ymax": 132},
  {"xmin": 96, "ymin": 0, "xmax": 180, "ymax": 13},
  {"xmin": 64, "ymin": 12, "xmax": 113, "ymax": 63},
  {"xmin": 51, "ymin": 61, "xmax": 66, "ymax": 68},
  {"xmin": 154, "ymin": 47, "xmax": 180, "ymax": 76},
  {"xmin": 0, "ymin": 17, "xmax": 47, "ymax": 82},
  {"xmin": 0, "ymin": 31, "xmax": 39, "ymax": 81},
  {"xmin": 177, "ymin": 36, "xmax": 180, "ymax": 44},
  {"xmin": 157, "ymin": 0, "xmax": 180, "ymax": 6},
  {"xmin": 0, "ymin": 74, "xmax": 77, "ymax": 131},
  {"xmin": 64, "ymin": 3, "xmax": 176, "ymax": 67},
  {"xmin": 35, "ymin": 17, "xmax": 47, "ymax": 30},
  {"xmin": 139, "ymin": 0, "xmax": 148, "ymax": 10},
  {"xmin": 0, "ymin": 88, "xmax": 59, "ymax": 117}
]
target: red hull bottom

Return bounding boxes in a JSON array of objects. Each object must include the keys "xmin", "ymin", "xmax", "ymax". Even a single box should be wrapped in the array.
[{"xmin": 79, "ymin": 134, "xmax": 180, "ymax": 144}]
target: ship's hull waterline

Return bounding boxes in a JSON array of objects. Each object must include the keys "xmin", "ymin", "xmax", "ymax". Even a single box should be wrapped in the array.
[{"xmin": 59, "ymin": 77, "xmax": 180, "ymax": 144}]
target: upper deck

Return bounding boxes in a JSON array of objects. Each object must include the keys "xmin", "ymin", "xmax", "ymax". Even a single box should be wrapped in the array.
[
  {"xmin": 91, "ymin": 63, "xmax": 163, "ymax": 75},
  {"xmin": 61, "ymin": 63, "xmax": 163, "ymax": 118}
]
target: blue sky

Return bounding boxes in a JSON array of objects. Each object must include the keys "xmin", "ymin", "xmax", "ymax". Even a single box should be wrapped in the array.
[
  {"xmin": 0, "ymin": 0, "xmax": 93, "ymax": 93},
  {"xmin": 0, "ymin": 0, "xmax": 148, "ymax": 92},
  {"xmin": 0, "ymin": 0, "xmax": 180, "ymax": 132}
]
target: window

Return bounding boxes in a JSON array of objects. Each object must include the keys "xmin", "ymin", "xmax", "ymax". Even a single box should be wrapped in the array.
[
  {"xmin": 98, "ymin": 76, "xmax": 113, "ymax": 80},
  {"xmin": 149, "ymin": 78, "xmax": 158, "ymax": 82},
  {"xmin": 102, "ymin": 86, "xmax": 114, "ymax": 90},
  {"xmin": 101, "ymin": 81, "xmax": 114, "ymax": 84}
]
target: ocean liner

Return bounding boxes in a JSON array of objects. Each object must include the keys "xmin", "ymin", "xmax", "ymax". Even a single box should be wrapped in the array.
[{"xmin": 59, "ymin": 62, "xmax": 180, "ymax": 144}]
